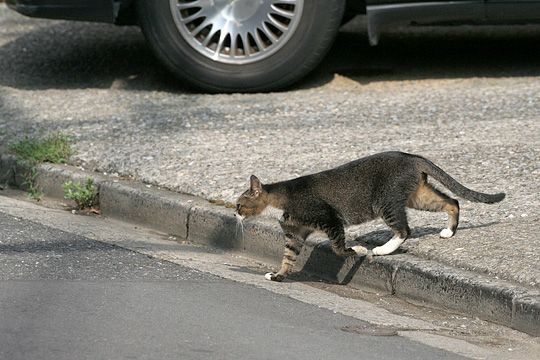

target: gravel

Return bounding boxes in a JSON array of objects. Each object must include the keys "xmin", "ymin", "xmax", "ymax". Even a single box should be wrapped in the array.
[{"xmin": 0, "ymin": 7, "xmax": 538, "ymax": 288}]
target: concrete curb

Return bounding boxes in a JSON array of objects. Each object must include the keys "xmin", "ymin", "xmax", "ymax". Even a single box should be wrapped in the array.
[{"xmin": 1, "ymin": 156, "xmax": 538, "ymax": 336}]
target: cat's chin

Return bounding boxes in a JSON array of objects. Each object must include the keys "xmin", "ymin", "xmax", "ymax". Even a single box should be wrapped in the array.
[{"xmin": 234, "ymin": 213, "xmax": 246, "ymax": 221}]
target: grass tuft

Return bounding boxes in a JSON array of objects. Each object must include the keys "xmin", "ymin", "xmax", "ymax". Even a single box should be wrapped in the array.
[
  {"xmin": 63, "ymin": 178, "xmax": 98, "ymax": 210},
  {"xmin": 8, "ymin": 133, "xmax": 73, "ymax": 201},
  {"xmin": 9, "ymin": 133, "xmax": 72, "ymax": 164}
]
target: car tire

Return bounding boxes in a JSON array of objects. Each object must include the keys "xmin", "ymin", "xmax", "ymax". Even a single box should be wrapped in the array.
[{"xmin": 137, "ymin": 0, "xmax": 345, "ymax": 92}]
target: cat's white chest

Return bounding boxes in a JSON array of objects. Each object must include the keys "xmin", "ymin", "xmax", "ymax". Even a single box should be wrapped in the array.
[{"xmin": 261, "ymin": 205, "xmax": 284, "ymax": 221}]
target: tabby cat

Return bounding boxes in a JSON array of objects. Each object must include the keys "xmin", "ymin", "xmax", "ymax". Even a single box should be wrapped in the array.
[{"xmin": 235, "ymin": 151, "xmax": 505, "ymax": 282}]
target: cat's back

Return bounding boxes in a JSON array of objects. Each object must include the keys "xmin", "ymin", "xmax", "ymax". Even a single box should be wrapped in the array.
[
  {"xmin": 279, "ymin": 152, "xmax": 421, "ymax": 223},
  {"xmin": 285, "ymin": 151, "xmax": 418, "ymax": 196},
  {"xmin": 327, "ymin": 151, "xmax": 418, "ymax": 178},
  {"xmin": 287, "ymin": 151, "xmax": 417, "ymax": 187},
  {"xmin": 311, "ymin": 152, "xmax": 418, "ymax": 221}
]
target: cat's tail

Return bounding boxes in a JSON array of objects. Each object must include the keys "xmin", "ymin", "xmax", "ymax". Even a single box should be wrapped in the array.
[{"xmin": 415, "ymin": 157, "xmax": 506, "ymax": 204}]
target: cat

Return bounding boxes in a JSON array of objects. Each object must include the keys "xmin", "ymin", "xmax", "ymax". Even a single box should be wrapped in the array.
[{"xmin": 235, "ymin": 151, "xmax": 505, "ymax": 282}]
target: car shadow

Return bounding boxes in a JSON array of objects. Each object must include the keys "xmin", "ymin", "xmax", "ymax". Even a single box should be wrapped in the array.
[
  {"xmin": 349, "ymin": 221, "xmax": 500, "ymax": 246},
  {"xmin": 1, "ymin": 12, "xmax": 540, "ymax": 92},
  {"xmin": 0, "ymin": 13, "xmax": 187, "ymax": 92},
  {"xmin": 300, "ymin": 17, "xmax": 540, "ymax": 89}
]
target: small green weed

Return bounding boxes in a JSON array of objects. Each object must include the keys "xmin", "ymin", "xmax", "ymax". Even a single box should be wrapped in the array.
[
  {"xmin": 9, "ymin": 133, "xmax": 72, "ymax": 164},
  {"xmin": 9, "ymin": 133, "xmax": 73, "ymax": 201},
  {"xmin": 23, "ymin": 168, "xmax": 43, "ymax": 201},
  {"xmin": 63, "ymin": 178, "xmax": 98, "ymax": 210}
]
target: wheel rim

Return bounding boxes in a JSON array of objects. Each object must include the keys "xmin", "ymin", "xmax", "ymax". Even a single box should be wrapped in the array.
[{"xmin": 170, "ymin": 0, "xmax": 305, "ymax": 65}]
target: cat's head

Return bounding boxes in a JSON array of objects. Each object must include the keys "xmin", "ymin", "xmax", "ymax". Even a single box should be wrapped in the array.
[{"xmin": 235, "ymin": 175, "xmax": 268, "ymax": 219}]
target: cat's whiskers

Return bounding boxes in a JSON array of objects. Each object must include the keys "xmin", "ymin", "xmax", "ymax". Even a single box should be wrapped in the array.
[{"xmin": 235, "ymin": 212, "xmax": 245, "ymax": 249}]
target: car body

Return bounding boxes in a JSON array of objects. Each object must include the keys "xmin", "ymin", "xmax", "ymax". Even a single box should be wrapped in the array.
[
  {"xmin": 6, "ymin": 0, "xmax": 540, "ymax": 92},
  {"xmin": 5, "ymin": 0, "xmax": 135, "ymax": 24}
]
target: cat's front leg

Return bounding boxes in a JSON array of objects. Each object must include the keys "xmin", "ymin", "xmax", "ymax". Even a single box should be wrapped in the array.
[
  {"xmin": 265, "ymin": 221, "xmax": 312, "ymax": 282},
  {"xmin": 265, "ymin": 236, "xmax": 303, "ymax": 282},
  {"xmin": 366, "ymin": 210, "xmax": 411, "ymax": 262},
  {"xmin": 264, "ymin": 272, "xmax": 285, "ymax": 281}
]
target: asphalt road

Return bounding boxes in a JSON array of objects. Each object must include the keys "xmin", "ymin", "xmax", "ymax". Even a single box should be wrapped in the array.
[{"xmin": 0, "ymin": 211, "xmax": 468, "ymax": 360}]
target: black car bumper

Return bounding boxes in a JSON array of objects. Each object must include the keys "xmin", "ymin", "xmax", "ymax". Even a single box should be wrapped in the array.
[{"xmin": 6, "ymin": 0, "xmax": 118, "ymax": 23}]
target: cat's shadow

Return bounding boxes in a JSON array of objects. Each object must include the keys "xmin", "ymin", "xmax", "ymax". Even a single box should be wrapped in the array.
[
  {"xmin": 351, "ymin": 221, "xmax": 499, "ymax": 246},
  {"xmin": 295, "ymin": 221, "xmax": 499, "ymax": 285}
]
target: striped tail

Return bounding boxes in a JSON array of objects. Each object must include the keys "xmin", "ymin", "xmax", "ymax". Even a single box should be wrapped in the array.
[{"xmin": 415, "ymin": 157, "xmax": 505, "ymax": 204}]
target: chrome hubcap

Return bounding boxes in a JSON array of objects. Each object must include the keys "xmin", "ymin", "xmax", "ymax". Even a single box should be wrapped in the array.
[{"xmin": 170, "ymin": 0, "xmax": 304, "ymax": 64}]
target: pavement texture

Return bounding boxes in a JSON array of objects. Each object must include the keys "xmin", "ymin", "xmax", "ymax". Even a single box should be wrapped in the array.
[
  {"xmin": 2, "ymin": 212, "xmax": 473, "ymax": 360},
  {"xmin": 0, "ymin": 6, "xmax": 538, "ymax": 335},
  {"xmin": 0, "ymin": 211, "xmax": 207, "ymax": 281}
]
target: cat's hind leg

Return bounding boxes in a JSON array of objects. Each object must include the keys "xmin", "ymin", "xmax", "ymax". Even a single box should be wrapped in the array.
[
  {"xmin": 265, "ymin": 221, "xmax": 312, "ymax": 282},
  {"xmin": 300, "ymin": 202, "xmax": 359, "ymax": 257},
  {"xmin": 372, "ymin": 205, "xmax": 411, "ymax": 256},
  {"xmin": 320, "ymin": 212, "xmax": 369, "ymax": 257},
  {"xmin": 407, "ymin": 179, "xmax": 459, "ymax": 238},
  {"xmin": 326, "ymin": 223, "xmax": 358, "ymax": 257}
]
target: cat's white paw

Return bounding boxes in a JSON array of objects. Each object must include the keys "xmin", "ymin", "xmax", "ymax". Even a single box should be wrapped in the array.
[
  {"xmin": 440, "ymin": 228, "xmax": 454, "ymax": 238},
  {"xmin": 264, "ymin": 272, "xmax": 274, "ymax": 281},
  {"xmin": 352, "ymin": 245, "xmax": 368, "ymax": 256},
  {"xmin": 371, "ymin": 236, "xmax": 405, "ymax": 255}
]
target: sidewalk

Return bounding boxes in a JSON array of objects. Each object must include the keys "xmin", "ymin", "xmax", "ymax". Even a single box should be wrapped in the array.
[{"xmin": 1, "ymin": 88, "xmax": 538, "ymax": 292}]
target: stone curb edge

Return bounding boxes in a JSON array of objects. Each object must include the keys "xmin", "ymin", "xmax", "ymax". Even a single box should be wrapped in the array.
[{"xmin": 1, "ymin": 155, "xmax": 538, "ymax": 336}]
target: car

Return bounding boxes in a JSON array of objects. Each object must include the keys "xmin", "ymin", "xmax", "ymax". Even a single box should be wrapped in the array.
[{"xmin": 6, "ymin": 1, "xmax": 540, "ymax": 92}]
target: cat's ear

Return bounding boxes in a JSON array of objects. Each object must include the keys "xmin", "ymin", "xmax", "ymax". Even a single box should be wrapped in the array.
[{"xmin": 250, "ymin": 175, "xmax": 263, "ymax": 196}]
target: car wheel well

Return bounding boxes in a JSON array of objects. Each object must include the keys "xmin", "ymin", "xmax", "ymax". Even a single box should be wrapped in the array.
[
  {"xmin": 346, "ymin": 0, "xmax": 367, "ymax": 15},
  {"xmin": 114, "ymin": 0, "xmax": 138, "ymax": 25}
]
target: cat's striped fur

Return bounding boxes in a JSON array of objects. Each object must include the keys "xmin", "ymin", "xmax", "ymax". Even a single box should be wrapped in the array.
[{"xmin": 235, "ymin": 151, "xmax": 505, "ymax": 282}]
